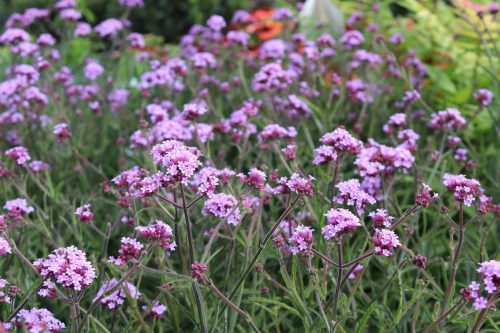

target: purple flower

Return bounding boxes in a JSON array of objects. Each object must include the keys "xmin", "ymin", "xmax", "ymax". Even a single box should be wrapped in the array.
[
  {"xmin": 320, "ymin": 127, "xmax": 363, "ymax": 155},
  {"xmin": 0, "ymin": 28, "xmax": 31, "ymax": 45},
  {"xmin": 238, "ymin": 168, "xmax": 267, "ymax": 189},
  {"xmin": 84, "ymin": 60, "xmax": 104, "ymax": 80},
  {"xmin": 34, "ymin": 246, "xmax": 97, "ymax": 291},
  {"xmin": 5, "ymin": 146, "xmax": 31, "ymax": 165},
  {"xmin": 4, "ymin": 198, "xmax": 34, "ymax": 218},
  {"xmin": 119, "ymin": 0, "xmax": 144, "ymax": 8},
  {"xmin": 207, "ymin": 15, "xmax": 226, "ymax": 31},
  {"xmin": 75, "ymin": 22, "xmax": 92, "ymax": 37},
  {"xmin": 322, "ymin": 208, "xmax": 361, "ymax": 239},
  {"xmin": 60, "ymin": 8, "xmax": 82, "ymax": 21},
  {"xmin": 143, "ymin": 300, "xmax": 167, "ymax": 318},
  {"xmin": 389, "ymin": 33, "xmax": 405, "ymax": 45},
  {"xmin": 93, "ymin": 279, "xmax": 140, "ymax": 309},
  {"xmin": 259, "ymin": 39, "xmax": 287, "ymax": 60},
  {"xmin": 477, "ymin": 260, "xmax": 499, "ymax": 294},
  {"xmin": 289, "ymin": 225, "xmax": 314, "ymax": 255},
  {"xmin": 334, "ymin": 179, "xmax": 376, "ymax": 214},
  {"xmin": 373, "ymin": 229, "xmax": 400, "ymax": 256},
  {"xmin": 252, "ymin": 62, "xmax": 297, "ymax": 92},
  {"xmin": 473, "ymin": 89, "xmax": 493, "ymax": 107},
  {"xmin": 415, "ymin": 184, "xmax": 438, "ymax": 208},
  {"xmin": 136, "ymin": 220, "xmax": 176, "ymax": 251},
  {"xmin": 258, "ymin": 124, "xmax": 297, "ymax": 142},
  {"xmin": 7, "ymin": 308, "xmax": 65, "ymax": 332},
  {"xmin": 191, "ymin": 262, "xmax": 208, "ymax": 279},
  {"xmin": 150, "ymin": 140, "xmax": 201, "ymax": 183},
  {"xmin": 0, "ymin": 237, "xmax": 11, "ymax": 256},
  {"xmin": 202, "ymin": 193, "xmax": 242, "ymax": 225},
  {"xmin": 341, "ymin": 30, "xmax": 364, "ymax": 50},
  {"xmin": 273, "ymin": 8, "xmax": 293, "ymax": 21},
  {"xmin": 443, "ymin": 173, "xmax": 480, "ymax": 206},
  {"xmin": 429, "ymin": 108, "xmax": 467, "ymax": 131},
  {"xmin": 75, "ymin": 204, "xmax": 94, "ymax": 224},
  {"xmin": 368, "ymin": 209, "xmax": 393, "ymax": 228},
  {"xmin": 313, "ymin": 145, "xmax": 337, "ymax": 165},
  {"xmin": 181, "ymin": 102, "xmax": 208, "ymax": 120},
  {"xmin": 94, "ymin": 19, "xmax": 124, "ymax": 38},
  {"xmin": 109, "ymin": 237, "xmax": 144, "ymax": 266},
  {"xmin": 191, "ymin": 52, "xmax": 217, "ymax": 70}
]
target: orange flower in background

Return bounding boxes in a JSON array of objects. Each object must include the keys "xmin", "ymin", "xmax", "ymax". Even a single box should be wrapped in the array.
[{"xmin": 246, "ymin": 8, "xmax": 284, "ymax": 41}]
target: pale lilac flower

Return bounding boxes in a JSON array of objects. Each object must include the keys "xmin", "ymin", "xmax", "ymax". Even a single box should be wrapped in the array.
[
  {"xmin": 60, "ymin": 8, "xmax": 82, "ymax": 21},
  {"xmin": 207, "ymin": 15, "xmax": 226, "ymax": 31},
  {"xmin": 0, "ymin": 28, "xmax": 31, "ymax": 45},
  {"xmin": 320, "ymin": 127, "xmax": 363, "ymax": 155},
  {"xmin": 373, "ymin": 229, "xmax": 400, "ymax": 256},
  {"xmin": 190, "ymin": 167, "xmax": 221, "ymax": 197},
  {"xmin": 429, "ymin": 108, "xmax": 467, "ymax": 131},
  {"xmin": 473, "ymin": 89, "xmax": 493, "ymax": 107},
  {"xmin": 273, "ymin": 8, "xmax": 293, "ymax": 21},
  {"xmin": 150, "ymin": 140, "xmax": 201, "ymax": 183},
  {"xmin": 259, "ymin": 39, "xmax": 287, "ymax": 60},
  {"xmin": 313, "ymin": 145, "xmax": 337, "ymax": 165},
  {"xmin": 119, "ymin": 0, "xmax": 144, "ymax": 7},
  {"xmin": 258, "ymin": 124, "xmax": 297, "ymax": 142},
  {"xmin": 389, "ymin": 33, "xmax": 405, "ymax": 45},
  {"xmin": 36, "ymin": 33, "xmax": 56, "ymax": 47},
  {"xmin": 202, "ymin": 193, "xmax": 242, "ymax": 225},
  {"xmin": 341, "ymin": 30, "xmax": 364, "ymax": 50},
  {"xmin": 345, "ymin": 79, "xmax": 373, "ymax": 104},
  {"xmin": 109, "ymin": 237, "xmax": 144, "ymax": 266},
  {"xmin": 75, "ymin": 204, "xmax": 94, "ymax": 224},
  {"xmin": 252, "ymin": 62, "xmax": 297, "ymax": 92},
  {"xmin": 0, "ymin": 237, "xmax": 11, "ymax": 256},
  {"xmin": 0, "ymin": 277, "xmax": 10, "ymax": 302},
  {"xmin": 93, "ymin": 279, "xmax": 140, "ymax": 309},
  {"xmin": 5, "ymin": 146, "xmax": 31, "ymax": 165},
  {"xmin": 4, "ymin": 198, "xmax": 34, "ymax": 218},
  {"xmin": 285, "ymin": 173, "xmax": 315, "ymax": 197},
  {"xmin": 454, "ymin": 148, "xmax": 468, "ymax": 161},
  {"xmin": 443, "ymin": 173, "xmax": 480, "ymax": 206},
  {"xmin": 130, "ymin": 175, "xmax": 160, "ymax": 197},
  {"xmin": 7, "ymin": 308, "xmax": 65, "ymax": 332},
  {"xmin": 383, "ymin": 113, "xmax": 406, "ymax": 134},
  {"xmin": 322, "ymin": 208, "xmax": 361, "ymax": 239},
  {"xmin": 227, "ymin": 31, "xmax": 249, "ymax": 47},
  {"xmin": 136, "ymin": 220, "xmax": 176, "ymax": 251},
  {"xmin": 34, "ymin": 246, "xmax": 97, "ymax": 291},
  {"xmin": 368, "ymin": 209, "xmax": 393, "ymax": 228},
  {"xmin": 355, "ymin": 140, "xmax": 415, "ymax": 177},
  {"xmin": 191, "ymin": 52, "xmax": 217, "ymax": 70},
  {"xmin": 181, "ymin": 102, "xmax": 208, "ymax": 120},
  {"xmin": 84, "ymin": 60, "xmax": 104, "ymax": 80},
  {"xmin": 94, "ymin": 19, "xmax": 124, "ymax": 38},
  {"xmin": 53, "ymin": 123, "xmax": 71, "ymax": 142},
  {"xmin": 143, "ymin": 300, "xmax": 167, "ymax": 318},
  {"xmin": 128, "ymin": 32, "xmax": 145, "ymax": 48},
  {"xmin": 75, "ymin": 22, "xmax": 92, "ymax": 37},
  {"xmin": 334, "ymin": 179, "xmax": 376, "ymax": 214},
  {"xmin": 477, "ymin": 260, "xmax": 499, "ymax": 294},
  {"xmin": 289, "ymin": 225, "xmax": 314, "ymax": 255},
  {"xmin": 238, "ymin": 168, "xmax": 267, "ymax": 189},
  {"xmin": 54, "ymin": 0, "xmax": 76, "ymax": 10}
]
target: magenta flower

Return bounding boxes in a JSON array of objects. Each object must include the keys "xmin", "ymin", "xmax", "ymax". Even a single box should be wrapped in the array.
[
  {"xmin": 7, "ymin": 308, "xmax": 65, "ymax": 332},
  {"xmin": 93, "ymin": 279, "xmax": 140, "ymax": 309},
  {"xmin": 286, "ymin": 173, "xmax": 315, "ymax": 197},
  {"xmin": 109, "ymin": 237, "xmax": 144, "ymax": 266},
  {"xmin": 136, "ymin": 220, "xmax": 176, "ymax": 251},
  {"xmin": 181, "ymin": 102, "xmax": 208, "ymax": 120},
  {"xmin": 0, "ymin": 277, "xmax": 10, "ymax": 302},
  {"xmin": 373, "ymin": 229, "xmax": 400, "ymax": 256},
  {"xmin": 29, "ymin": 160, "xmax": 50, "ymax": 173},
  {"xmin": 454, "ymin": 148, "xmax": 468, "ymax": 161},
  {"xmin": 320, "ymin": 127, "xmax": 363, "ymax": 155},
  {"xmin": 143, "ymin": 300, "xmax": 167, "ymax": 318},
  {"xmin": 368, "ymin": 209, "xmax": 394, "ymax": 228},
  {"xmin": 75, "ymin": 204, "xmax": 94, "ymax": 224},
  {"xmin": 322, "ymin": 208, "xmax": 361, "ymax": 240},
  {"xmin": 443, "ymin": 173, "xmax": 480, "ymax": 206},
  {"xmin": 415, "ymin": 184, "xmax": 438, "ymax": 208},
  {"xmin": 465, "ymin": 260, "xmax": 499, "ymax": 310},
  {"xmin": 289, "ymin": 225, "xmax": 314, "ymax": 255},
  {"xmin": 313, "ymin": 145, "xmax": 337, "ymax": 165},
  {"xmin": 5, "ymin": 146, "xmax": 31, "ymax": 165},
  {"xmin": 473, "ymin": 89, "xmax": 493, "ymax": 107},
  {"xmin": 341, "ymin": 30, "xmax": 364, "ymax": 50},
  {"xmin": 348, "ymin": 264, "xmax": 364, "ymax": 280},
  {"xmin": 53, "ymin": 123, "xmax": 71, "ymax": 143},
  {"xmin": 34, "ymin": 246, "xmax": 96, "ymax": 291},
  {"xmin": 206, "ymin": 15, "xmax": 226, "ymax": 31},
  {"xmin": 84, "ymin": 60, "xmax": 104, "ymax": 80},
  {"xmin": 191, "ymin": 262, "xmax": 208, "ymax": 279},
  {"xmin": 238, "ymin": 168, "xmax": 267, "ymax": 190},
  {"xmin": 334, "ymin": 179, "xmax": 376, "ymax": 214},
  {"xmin": 94, "ymin": 19, "xmax": 124, "ymax": 38},
  {"xmin": 202, "ymin": 193, "xmax": 242, "ymax": 225},
  {"xmin": 0, "ymin": 237, "xmax": 12, "ymax": 256}
]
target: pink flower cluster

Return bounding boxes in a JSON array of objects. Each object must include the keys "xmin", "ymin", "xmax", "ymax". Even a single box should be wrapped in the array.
[
  {"xmin": 238, "ymin": 168, "xmax": 267, "ymax": 190},
  {"xmin": 136, "ymin": 220, "xmax": 176, "ymax": 251},
  {"xmin": 93, "ymin": 279, "xmax": 140, "ymax": 309},
  {"xmin": 0, "ymin": 237, "xmax": 11, "ymax": 256},
  {"xmin": 7, "ymin": 307, "xmax": 65, "ymax": 332},
  {"xmin": 5, "ymin": 146, "xmax": 31, "ymax": 165},
  {"xmin": 322, "ymin": 208, "xmax": 361, "ymax": 240},
  {"xmin": 4, "ymin": 198, "xmax": 34, "ymax": 219},
  {"xmin": 150, "ymin": 140, "xmax": 201, "ymax": 183},
  {"xmin": 428, "ymin": 108, "xmax": 467, "ymax": 131},
  {"xmin": 202, "ymin": 193, "xmax": 242, "ymax": 225},
  {"xmin": 368, "ymin": 209, "xmax": 394, "ymax": 228},
  {"xmin": 334, "ymin": 179, "xmax": 376, "ymax": 214},
  {"xmin": 143, "ymin": 300, "xmax": 167, "ymax": 318},
  {"xmin": 289, "ymin": 225, "xmax": 314, "ymax": 255},
  {"xmin": 75, "ymin": 204, "xmax": 94, "ymax": 224},
  {"xmin": 443, "ymin": 173, "xmax": 480, "ymax": 206},
  {"xmin": 415, "ymin": 184, "xmax": 438, "ymax": 208},
  {"xmin": 373, "ymin": 229, "xmax": 401, "ymax": 256},
  {"xmin": 191, "ymin": 262, "xmax": 208, "ymax": 279},
  {"xmin": 320, "ymin": 127, "xmax": 363, "ymax": 155},
  {"xmin": 0, "ymin": 277, "xmax": 10, "ymax": 302},
  {"xmin": 34, "ymin": 246, "xmax": 96, "ymax": 291},
  {"xmin": 109, "ymin": 237, "xmax": 144, "ymax": 266},
  {"xmin": 464, "ymin": 260, "xmax": 499, "ymax": 310}
]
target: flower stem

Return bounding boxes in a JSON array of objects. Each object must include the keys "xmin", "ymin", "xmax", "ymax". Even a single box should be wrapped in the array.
[
  {"xmin": 422, "ymin": 299, "xmax": 463, "ymax": 333},
  {"xmin": 332, "ymin": 240, "xmax": 343, "ymax": 319}
]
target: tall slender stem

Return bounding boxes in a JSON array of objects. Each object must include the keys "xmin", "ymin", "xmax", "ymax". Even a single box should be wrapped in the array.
[
  {"xmin": 179, "ymin": 183, "xmax": 208, "ymax": 333},
  {"xmin": 332, "ymin": 240, "xmax": 343, "ymax": 319},
  {"xmin": 422, "ymin": 299, "xmax": 463, "ymax": 333},
  {"xmin": 441, "ymin": 203, "xmax": 464, "ymax": 315},
  {"xmin": 308, "ymin": 258, "xmax": 331, "ymax": 332}
]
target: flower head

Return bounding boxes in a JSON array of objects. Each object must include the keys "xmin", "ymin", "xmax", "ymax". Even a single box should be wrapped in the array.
[
  {"xmin": 443, "ymin": 173, "xmax": 480, "ymax": 206},
  {"xmin": 368, "ymin": 209, "xmax": 394, "ymax": 228},
  {"xmin": 238, "ymin": 168, "xmax": 267, "ymax": 190},
  {"xmin": 373, "ymin": 229, "xmax": 400, "ymax": 256},
  {"xmin": 191, "ymin": 262, "xmax": 208, "ymax": 279},
  {"xmin": 7, "ymin": 308, "xmax": 65, "ymax": 332},
  {"xmin": 151, "ymin": 140, "xmax": 201, "ymax": 183},
  {"xmin": 289, "ymin": 225, "xmax": 314, "ymax": 255},
  {"xmin": 334, "ymin": 179, "xmax": 375, "ymax": 214},
  {"xmin": 5, "ymin": 146, "xmax": 31, "ymax": 165},
  {"xmin": 320, "ymin": 128, "xmax": 363, "ymax": 155},
  {"xmin": 4, "ymin": 198, "xmax": 34, "ymax": 219},
  {"xmin": 322, "ymin": 208, "xmax": 361, "ymax": 240},
  {"xmin": 34, "ymin": 246, "xmax": 96, "ymax": 291},
  {"xmin": 0, "ymin": 237, "xmax": 11, "ymax": 256},
  {"xmin": 202, "ymin": 193, "xmax": 241, "ymax": 225},
  {"xmin": 93, "ymin": 279, "xmax": 140, "ymax": 309},
  {"xmin": 109, "ymin": 237, "xmax": 143, "ymax": 266},
  {"xmin": 75, "ymin": 204, "xmax": 93, "ymax": 224},
  {"xmin": 136, "ymin": 220, "xmax": 176, "ymax": 251},
  {"xmin": 415, "ymin": 184, "xmax": 438, "ymax": 208}
]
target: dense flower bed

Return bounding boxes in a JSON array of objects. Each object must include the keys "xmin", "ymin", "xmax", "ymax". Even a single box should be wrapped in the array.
[{"xmin": 0, "ymin": 0, "xmax": 498, "ymax": 332}]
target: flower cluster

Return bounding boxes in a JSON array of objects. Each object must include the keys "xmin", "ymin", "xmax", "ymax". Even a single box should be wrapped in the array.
[
  {"xmin": 443, "ymin": 173, "xmax": 480, "ymax": 206},
  {"xmin": 334, "ymin": 179, "xmax": 376, "ymax": 214},
  {"xmin": 373, "ymin": 229, "xmax": 401, "ymax": 256},
  {"xmin": 464, "ymin": 260, "xmax": 499, "ymax": 310},
  {"xmin": 288, "ymin": 225, "xmax": 314, "ymax": 255},
  {"xmin": 320, "ymin": 127, "xmax": 363, "ymax": 155},
  {"xmin": 136, "ymin": 220, "xmax": 176, "ymax": 251},
  {"xmin": 368, "ymin": 209, "xmax": 394, "ymax": 228},
  {"xmin": 109, "ymin": 237, "xmax": 144, "ymax": 266},
  {"xmin": 0, "ymin": 237, "xmax": 11, "ymax": 256},
  {"xmin": 202, "ymin": 193, "xmax": 242, "ymax": 225},
  {"xmin": 75, "ymin": 204, "xmax": 94, "ymax": 224},
  {"xmin": 322, "ymin": 208, "xmax": 361, "ymax": 240},
  {"xmin": 150, "ymin": 140, "xmax": 201, "ymax": 183},
  {"xmin": 34, "ymin": 246, "xmax": 96, "ymax": 291},
  {"xmin": 93, "ymin": 279, "xmax": 140, "ymax": 309},
  {"xmin": 7, "ymin": 308, "xmax": 65, "ymax": 333}
]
